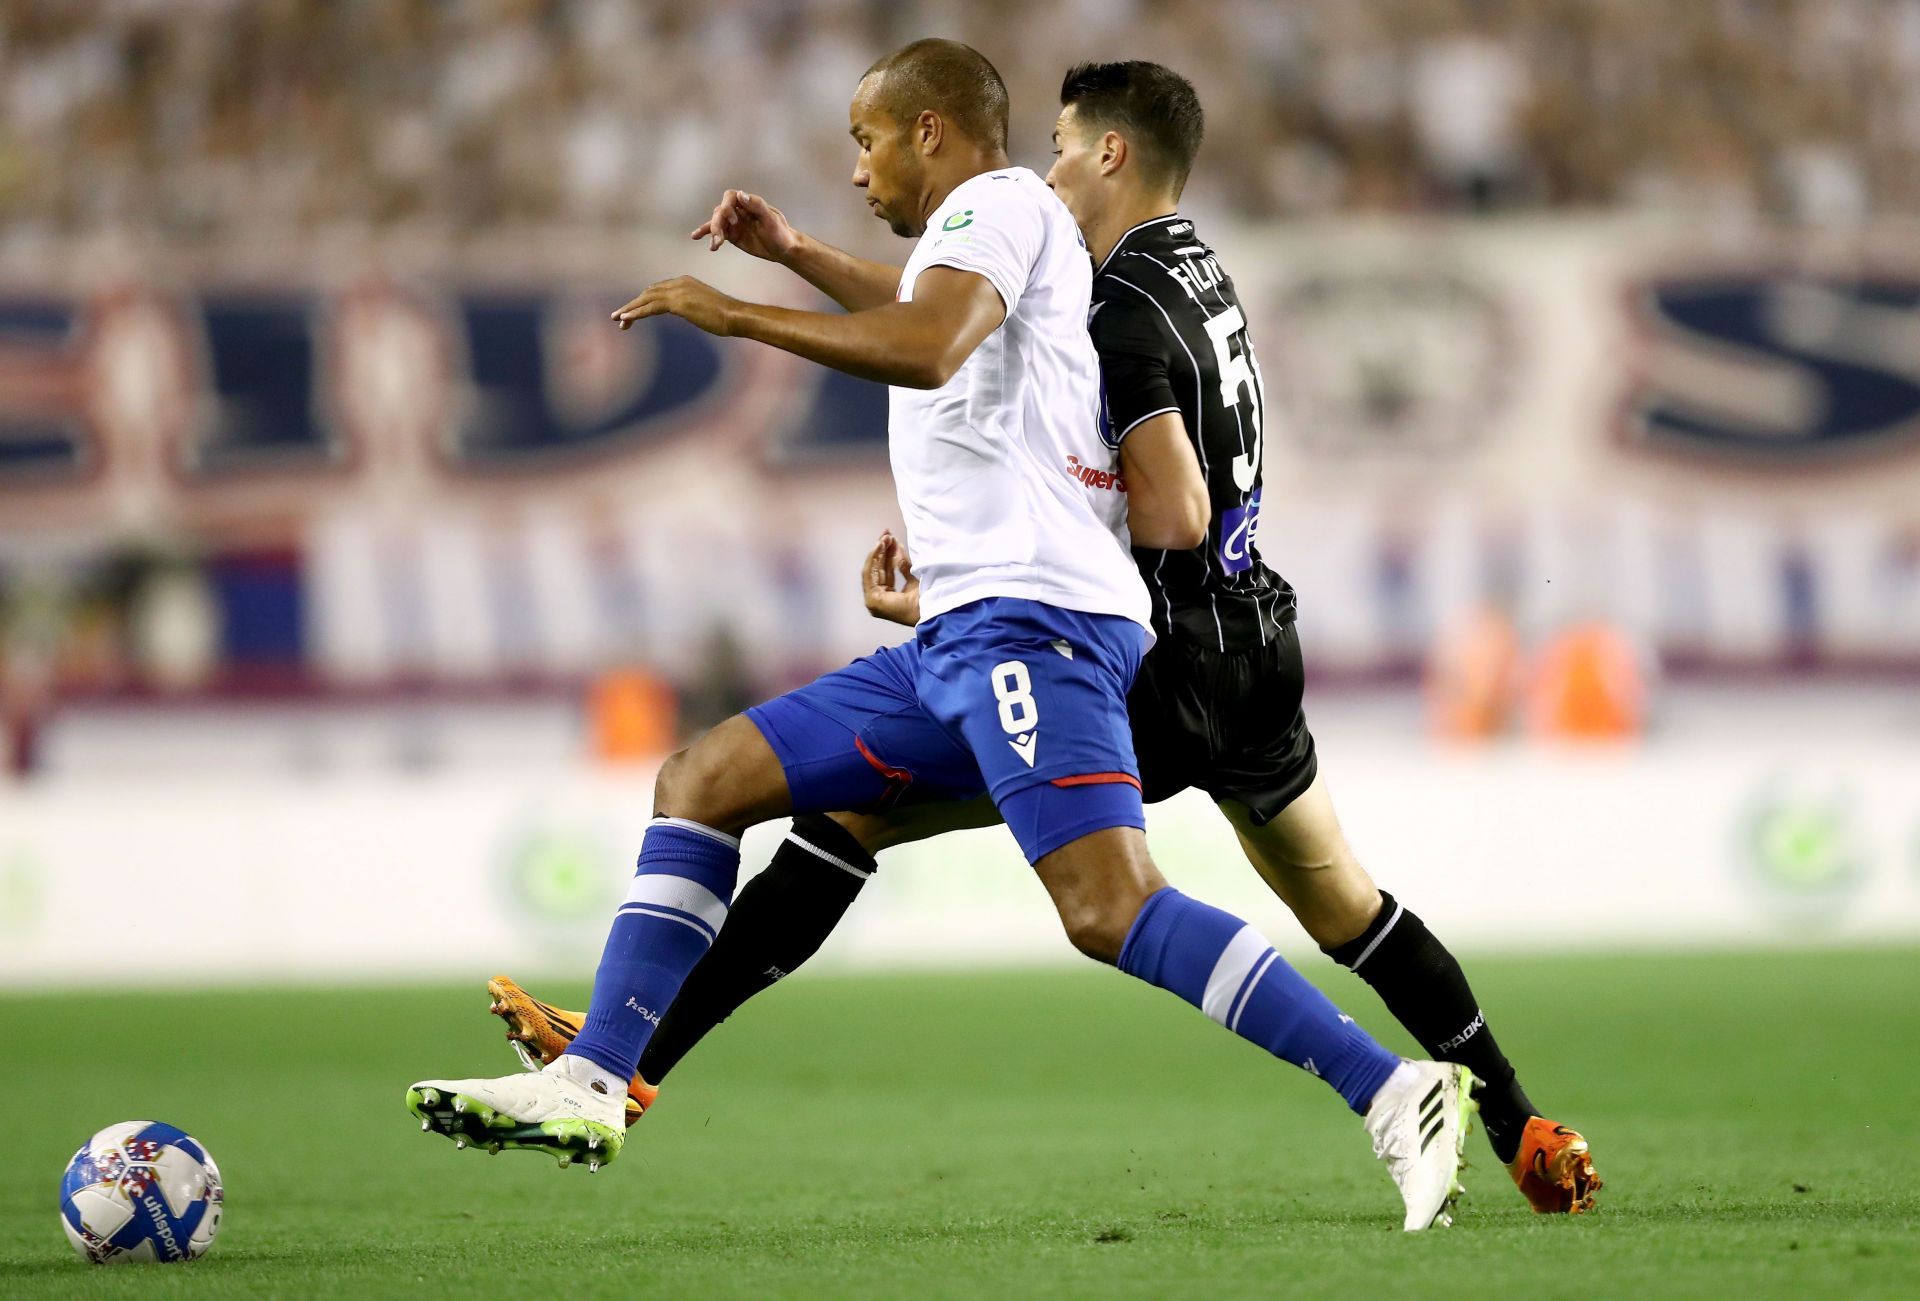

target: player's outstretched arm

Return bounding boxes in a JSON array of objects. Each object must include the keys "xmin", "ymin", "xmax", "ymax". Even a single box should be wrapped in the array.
[
  {"xmin": 1118, "ymin": 412, "xmax": 1210, "ymax": 550},
  {"xmin": 693, "ymin": 190, "xmax": 900, "ymax": 312},
  {"xmin": 614, "ymin": 266, "xmax": 1004, "ymax": 390}
]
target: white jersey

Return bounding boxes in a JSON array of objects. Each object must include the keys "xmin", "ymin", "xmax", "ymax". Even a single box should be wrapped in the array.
[{"xmin": 890, "ymin": 167, "xmax": 1151, "ymax": 630}]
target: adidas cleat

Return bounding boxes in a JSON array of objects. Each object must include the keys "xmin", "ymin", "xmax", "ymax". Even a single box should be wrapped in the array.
[
  {"xmin": 487, "ymin": 975, "xmax": 658, "ymax": 1128},
  {"xmin": 405, "ymin": 1059, "xmax": 625, "ymax": 1171},
  {"xmin": 1509, "ymin": 1117, "xmax": 1601, "ymax": 1214},
  {"xmin": 1364, "ymin": 1060, "xmax": 1480, "ymax": 1230}
]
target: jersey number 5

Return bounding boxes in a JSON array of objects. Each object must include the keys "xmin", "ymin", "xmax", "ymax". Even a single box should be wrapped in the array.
[{"xmin": 1202, "ymin": 303, "xmax": 1265, "ymax": 492}]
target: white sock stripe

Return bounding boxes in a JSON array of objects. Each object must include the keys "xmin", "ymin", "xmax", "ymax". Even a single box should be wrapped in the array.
[
  {"xmin": 1227, "ymin": 949, "xmax": 1278, "ymax": 1033},
  {"xmin": 1349, "ymin": 901, "xmax": 1405, "ymax": 973},
  {"xmin": 623, "ymin": 873, "xmax": 730, "ymax": 933},
  {"xmin": 786, "ymin": 832, "xmax": 872, "ymax": 880},
  {"xmin": 1200, "ymin": 925, "xmax": 1270, "ymax": 1026},
  {"xmin": 615, "ymin": 904, "xmax": 718, "ymax": 943},
  {"xmin": 648, "ymin": 816, "xmax": 742, "ymax": 851}
]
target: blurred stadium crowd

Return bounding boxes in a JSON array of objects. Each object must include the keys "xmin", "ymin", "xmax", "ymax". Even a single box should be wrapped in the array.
[
  {"xmin": 4, "ymin": 0, "xmax": 1919, "ymax": 246},
  {"xmin": 5, "ymin": 0, "xmax": 1919, "ymax": 778}
]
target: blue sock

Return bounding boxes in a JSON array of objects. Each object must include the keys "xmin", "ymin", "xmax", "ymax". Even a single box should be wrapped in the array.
[
  {"xmin": 1118, "ymin": 887, "xmax": 1402, "ymax": 1113},
  {"xmin": 566, "ymin": 818, "xmax": 741, "ymax": 1080}
]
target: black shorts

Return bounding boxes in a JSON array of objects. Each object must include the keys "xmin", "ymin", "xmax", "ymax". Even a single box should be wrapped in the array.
[{"xmin": 1128, "ymin": 621, "xmax": 1318, "ymax": 825}]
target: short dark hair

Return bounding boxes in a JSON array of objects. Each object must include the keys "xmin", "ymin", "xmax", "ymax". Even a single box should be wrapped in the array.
[
  {"xmin": 863, "ymin": 38, "xmax": 1009, "ymax": 151},
  {"xmin": 1059, "ymin": 61, "xmax": 1204, "ymax": 196}
]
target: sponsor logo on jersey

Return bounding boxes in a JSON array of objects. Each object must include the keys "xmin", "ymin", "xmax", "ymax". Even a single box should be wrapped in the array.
[
  {"xmin": 1220, "ymin": 488, "xmax": 1261, "ymax": 574},
  {"xmin": 1008, "ymin": 733, "xmax": 1037, "ymax": 767},
  {"xmin": 1064, "ymin": 453, "xmax": 1126, "ymax": 492},
  {"xmin": 942, "ymin": 209, "xmax": 975, "ymax": 232}
]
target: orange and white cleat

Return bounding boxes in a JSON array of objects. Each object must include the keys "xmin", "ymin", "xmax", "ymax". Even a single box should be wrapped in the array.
[
  {"xmin": 486, "ymin": 976, "xmax": 659, "ymax": 1128},
  {"xmin": 1508, "ymin": 1117, "xmax": 1601, "ymax": 1213}
]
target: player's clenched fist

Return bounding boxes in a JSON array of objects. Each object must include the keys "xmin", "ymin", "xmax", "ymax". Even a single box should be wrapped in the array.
[
  {"xmin": 611, "ymin": 276, "xmax": 741, "ymax": 335},
  {"xmin": 691, "ymin": 190, "xmax": 798, "ymax": 261}
]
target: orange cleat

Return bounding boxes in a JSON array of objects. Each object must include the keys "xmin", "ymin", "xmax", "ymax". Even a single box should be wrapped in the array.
[
  {"xmin": 486, "ymin": 976, "xmax": 659, "ymax": 1128},
  {"xmin": 1508, "ymin": 1117, "xmax": 1601, "ymax": 1213}
]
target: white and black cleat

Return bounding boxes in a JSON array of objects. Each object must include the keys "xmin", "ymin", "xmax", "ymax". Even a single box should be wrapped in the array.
[{"xmin": 1364, "ymin": 1060, "xmax": 1480, "ymax": 1231}]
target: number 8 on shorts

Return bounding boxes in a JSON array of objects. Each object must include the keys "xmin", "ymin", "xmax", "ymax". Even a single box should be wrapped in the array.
[{"xmin": 991, "ymin": 660, "xmax": 1037, "ymax": 735}]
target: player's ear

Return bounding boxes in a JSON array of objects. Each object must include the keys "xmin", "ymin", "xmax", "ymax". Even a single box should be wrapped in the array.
[
  {"xmin": 917, "ymin": 109, "xmax": 943, "ymax": 156},
  {"xmin": 1100, "ymin": 131, "xmax": 1126, "ymax": 177}
]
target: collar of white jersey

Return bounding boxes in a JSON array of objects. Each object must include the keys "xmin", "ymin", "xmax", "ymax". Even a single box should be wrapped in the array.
[{"xmin": 1095, "ymin": 213, "xmax": 1186, "ymax": 276}]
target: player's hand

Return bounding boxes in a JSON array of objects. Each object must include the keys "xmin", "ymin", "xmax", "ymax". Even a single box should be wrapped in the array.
[
  {"xmin": 691, "ymin": 190, "xmax": 799, "ymax": 262},
  {"xmin": 611, "ymin": 277, "xmax": 740, "ymax": 336},
  {"xmin": 863, "ymin": 530, "xmax": 920, "ymax": 626}
]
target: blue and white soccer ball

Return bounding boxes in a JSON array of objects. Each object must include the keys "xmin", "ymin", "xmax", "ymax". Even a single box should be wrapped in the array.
[{"xmin": 59, "ymin": 1122, "xmax": 223, "ymax": 1264}]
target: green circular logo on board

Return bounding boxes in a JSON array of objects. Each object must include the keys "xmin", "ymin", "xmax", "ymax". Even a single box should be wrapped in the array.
[
  {"xmin": 497, "ymin": 821, "xmax": 620, "ymax": 942},
  {"xmin": 943, "ymin": 209, "xmax": 975, "ymax": 231},
  {"xmin": 1736, "ymin": 780, "xmax": 1863, "ymax": 926}
]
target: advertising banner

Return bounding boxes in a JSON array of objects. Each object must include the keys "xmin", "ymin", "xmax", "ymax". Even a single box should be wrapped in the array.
[
  {"xmin": 4, "ymin": 740, "xmax": 1915, "ymax": 988},
  {"xmin": 4, "ymin": 221, "xmax": 1919, "ymax": 689}
]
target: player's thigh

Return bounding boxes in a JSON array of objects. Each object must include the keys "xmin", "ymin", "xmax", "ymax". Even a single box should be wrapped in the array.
[
  {"xmin": 1126, "ymin": 642, "xmax": 1206, "ymax": 809},
  {"xmin": 745, "ymin": 640, "xmax": 985, "ymax": 821},
  {"xmin": 1218, "ymin": 775, "xmax": 1381, "ymax": 948},
  {"xmin": 829, "ymin": 794, "xmax": 1001, "ymax": 855},
  {"xmin": 918, "ymin": 599, "xmax": 1148, "ymax": 865},
  {"xmin": 1200, "ymin": 622, "xmax": 1319, "ymax": 821}
]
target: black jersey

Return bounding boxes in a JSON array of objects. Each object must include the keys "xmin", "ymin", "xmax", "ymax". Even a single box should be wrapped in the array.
[{"xmin": 1090, "ymin": 215, "xmax": 1297, "ymax": 651}]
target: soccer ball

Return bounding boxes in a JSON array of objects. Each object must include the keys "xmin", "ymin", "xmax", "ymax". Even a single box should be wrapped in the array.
[{"xmin": 59, "ymin": 1122, "xmax": 223, "ymax": 1264}]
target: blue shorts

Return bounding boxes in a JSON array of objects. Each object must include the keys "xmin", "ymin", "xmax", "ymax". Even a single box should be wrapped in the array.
[{"xmin": 746, "ymin": 597, "xmax": 1148, "ymax": 863}]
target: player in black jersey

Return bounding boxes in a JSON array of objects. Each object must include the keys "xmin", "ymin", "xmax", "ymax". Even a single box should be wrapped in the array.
[{"xmin": 486, "ymin": 61, "xmax": 1599, "ymax": 1214}]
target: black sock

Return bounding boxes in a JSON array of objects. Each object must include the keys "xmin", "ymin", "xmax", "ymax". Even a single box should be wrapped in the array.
[
  {"xmin": 635, "ymin": 812, "xmax": 874, "ymax": 1084},
  {"xmin": 1325, "ymin": 892, "xmax": 1537, "ymax": 1164}
]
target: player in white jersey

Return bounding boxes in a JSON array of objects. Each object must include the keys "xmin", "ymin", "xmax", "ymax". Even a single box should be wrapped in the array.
[
  {"xmin": 889, "ymin": 166, "xmax": 1145, "ymax": 624},
  {"xmin": 405, "ymin": 39, "xmax": 1474, "ymax": 1230}
]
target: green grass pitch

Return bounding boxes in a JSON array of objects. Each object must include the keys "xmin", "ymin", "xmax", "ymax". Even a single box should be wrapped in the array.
[{"xmin": 5, "ymin": 948, "xmax": 1917, "ymax": 1297}]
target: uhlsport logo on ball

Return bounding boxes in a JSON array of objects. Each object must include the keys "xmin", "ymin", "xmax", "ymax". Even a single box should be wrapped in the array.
[{"xmin": 59, "ymin": 1122, "xmax": 223, "ymax": 1264}]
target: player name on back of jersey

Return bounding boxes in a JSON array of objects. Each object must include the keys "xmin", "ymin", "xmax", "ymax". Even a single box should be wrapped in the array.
[{"xmin": 1091, "ymin": 215, "xmax": 1299, "ymax": 652}]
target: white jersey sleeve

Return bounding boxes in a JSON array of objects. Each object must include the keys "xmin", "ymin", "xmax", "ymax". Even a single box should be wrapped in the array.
[{"xmin": 907, "ymin": 178, "xmax": 1046, "ymax": 317}]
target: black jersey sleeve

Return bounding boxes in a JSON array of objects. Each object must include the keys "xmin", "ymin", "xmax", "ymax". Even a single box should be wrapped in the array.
[{"xmin": 1090, "ymin": 290, "xmax": 1183, "ymax": 449}]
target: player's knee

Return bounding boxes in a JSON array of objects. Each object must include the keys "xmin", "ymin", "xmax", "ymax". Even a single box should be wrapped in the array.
[
  {"xmin": 1053, "ymin": 879, "xmax": 1158, "ymax": 965},
  {"xmin": 652, "ymin": 733, "xmax": 745, "ymax": 828},
  {"xmin": 829, "ymin": 810, "xmax": 897, "ymax": 855},
  {"xmin": 1306, "ymin": 886, "xmax": 1384, "ymax": 950},
  {"xmin": 651, "ymin": 746, "xmax": 700, "ymax": 815},
  {"xmin": 1056, "ymin": 897, "xmax": 1129, "ymax": 964}
]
